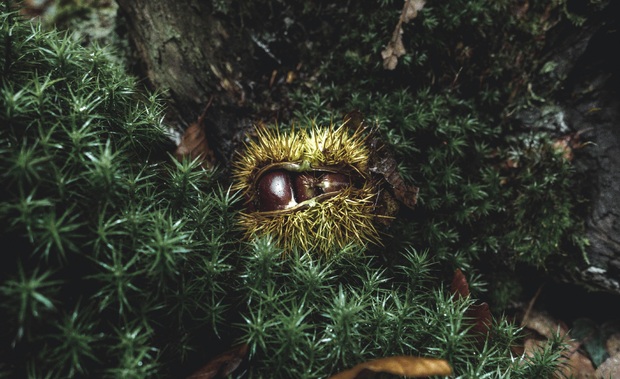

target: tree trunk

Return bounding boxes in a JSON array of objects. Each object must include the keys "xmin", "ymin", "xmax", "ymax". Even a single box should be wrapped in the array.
[
  {"xmin": 116, "ymin": 0, "xmax": 255, "ymax": 167},
  {"xmin": 514, "ymin": 4, "xmax": 620, "ymax": 293}
]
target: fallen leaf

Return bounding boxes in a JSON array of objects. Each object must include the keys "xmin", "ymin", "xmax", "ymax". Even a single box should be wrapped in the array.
[
  {"xmin": 175, "ymin": 98, "xmax": 217, "ymax": 169},
  {"xmin": 606, "ymin": 332, "xmax": 620, "ymax": 356},
  {"xmin": 403, "ymin": 0, "xmax": 426, "ymax": 23},
  {"xmin": 450, "ymin": 268, "xmax": 470, "ymax": 298},
  {"xmin": 522, "ymin": 309, "xmax": 568, "ymax": 340},
  {"xmin": 559, "ymin": 348, "xmax": 596, "ymax": 379},
  {"xmin": 450, "ymin": 269, "xmax": 493, "ymax": 339},
  {"xmin": 381, "ymin": 34, "xmax": 406, "ymax": 70},
  {"xmin": 286, "ymin": 70, "xmax": 296, "ymax": 84},
  {"xmin": 368, "ymin": 138, "xmax": 419, "ymax": 210},
  {"xmin": 596, "ymin": 353, "xmax": 620, "ymax": 379},
  {"xmin": 520, "ymin": 310, "xmax": 597, "ymax": 378},
  {"xmin": 381, "ymin": 0, "xmax": 426, "ymax": 70},
  {"xmin": 468, "ymin": 302, "xmax": 493, "ymax": 336},
  {"xmin": 571, "ymin": 318, "xmax": 609, "ymax": 367},
  {"xmin": 328, "ymin": 356, "xmax": 452, "ymax": 379},
  {"xmin": 186, "ymin": 343, "xmax": 249, "ymax": 379},
  {"xmin": 384, "ymin": 57, "xmax": 398, "ymax": 71},
  {"xmin": 522, "ymin": 332, "xmax": 596, "ymax": 379}
]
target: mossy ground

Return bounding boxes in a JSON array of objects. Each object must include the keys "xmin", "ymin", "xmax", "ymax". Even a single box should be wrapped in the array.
[
  {"xmin": 229, "ymin": 0, "xmax": 592, "ymax": 295},
  {"xmin": 0, "ymin": 1, "xmax": 602, "ymax": 377}
]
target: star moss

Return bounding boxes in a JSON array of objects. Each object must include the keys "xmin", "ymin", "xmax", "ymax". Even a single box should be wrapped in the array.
[
  {"xmin": 1, "ymin": 7, "xmax": 237, "ymax": 378},
  {"xmin": 1, "ymin": 3, "xmax": 574, "ymax": 378}
]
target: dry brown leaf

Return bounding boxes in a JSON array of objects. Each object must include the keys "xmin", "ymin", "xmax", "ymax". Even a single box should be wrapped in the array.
[
  {"xmin": 522, "ymin": 337, "xmax": 596, "ymax": 379},
  {"xmin": 368, "ymin": 137, "xmax": 419, "ymax": 210},
  {"xmin": 174, "ymin": 99, "xmax": 216, "ymax": 169},
  {"xmin": 522, "ymin": 310, "xmax": 569, "ymax": 340},
  {"xmin": 559, "ymin": 349, "xmax": 596, "ymax": 379},
  {"xmin": 606, "ymin": 332, "xmax": 620, "ymax": 356},
  {"xmin": 450, "ymin": 269, "xmax": 493, "ymax": 340},
  {"xmin": 381, "ymin": 0, "xmax": 426, "ymax": 70},
  {"xmin": 381, "ymin": 24, "xmax": 403, "ymax": 69},
  {"xmin": 382, "ymin": 53, "xmax": 399, "ymax": 70},
  {"xmin": 520, "ymin": 310, "xmax": 597, "ymax": 378},
  {"xmin": 403, "ymin": 0, "xmax": 426, "ymax": 22},
  {"xmin": 381, "ymin": 39, "xmax": 403, "ymax": 70},
  {"xmin": 328, "ymin": 356, "xmax": 452, "ymax": 379},
  {"xmin": 468, "ymin": 302, "xmax": 493, "ymax": 336},
  {"xmin": 186, "ymin": 344, "xmax": 249, "ymax": 379},
  {"xmin": 596, "ymin": 353, "xmax": 620, "ymax": 379},
  {"xmin": 450, "ymin": 268, "xmax": 470, "ymax": 298}
]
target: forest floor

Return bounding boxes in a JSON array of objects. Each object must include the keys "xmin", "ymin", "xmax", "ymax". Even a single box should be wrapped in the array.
[{"xmin": 16, "ymin": 1, "xmax": 620, "ymax": 377}]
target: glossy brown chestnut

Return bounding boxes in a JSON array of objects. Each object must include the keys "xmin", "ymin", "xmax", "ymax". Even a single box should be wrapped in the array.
[
  {"xmin": 293, "ymin": 173, "xmax": 317, "ymax": 202},
  {"xmin": 318, "ymin": 173, "xmax": 350, "ymax": 194},
  {"xmin": 257, "ymin": 170, "xmax": 296, "ymax": 211}
]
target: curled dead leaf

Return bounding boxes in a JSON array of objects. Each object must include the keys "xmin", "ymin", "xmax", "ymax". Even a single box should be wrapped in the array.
[
  {"xmin": 382, "ymin": 52, "xmax": 399, "ymax": 70},
  {"xmin": 450, "ymin": 269, "xmax": 493, "ymax": 339},
  {"xmin": 368, "ymin": 137, "xmax": 419, "ymax": 211},
  {"xmin": 328, "ymin": 356, "xmax": 452, "ymax": 379},
  {"xmin": 344, "ymin": 110, "xmax": 418, "ymax": 213},
  {"xmin": 403, "ymin": 0, "xmax": 426, "ymax": 23},
  {"xmin": 520, "ymin": 309, "xmax": 597, "ymax": 378},
  {"xmin": 596, "ymin": 354, "xmax": 620, "ymax": 379},
  {"xmin": 381, "ymin": 0, "xmax": 426, "ymax": 70},
  {"xmin": 381, "ymin": 34, "xmax": 406, "ymax": 70},
  {"xmin": 450, "ymin": 268, "xmax": 471, "ymax": 298},
  {"xmin": 175, "ymin": 98, "xmax": 217, "ymax": 170},
  {"xmin": 186, "ymin": 343, "xmax": 249, "ymax": 379}
]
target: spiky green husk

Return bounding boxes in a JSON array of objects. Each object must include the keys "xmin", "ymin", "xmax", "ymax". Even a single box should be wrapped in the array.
[
  {"xmin": 233, "ymin": 122, "xmax": 370, "ymax": 193},
  {"xmin": 239, "ymin": 184, "xmax": 380, "ymax": 253},
  {"xmin": 232, "ymin": 122, "xmax": 379, "ymax": 254}
]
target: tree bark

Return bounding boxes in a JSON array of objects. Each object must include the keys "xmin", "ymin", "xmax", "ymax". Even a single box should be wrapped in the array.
[
  {"xmin": 116, "ymin": 0, "xmax": 255, "ymax": 167},
  {"xmin": 514, "ymin": 3, "xmax": 620, "ymax": 293}
]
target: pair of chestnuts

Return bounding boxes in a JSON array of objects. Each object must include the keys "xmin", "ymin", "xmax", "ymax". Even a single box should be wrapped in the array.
[
  {"xmin": 232, "ymin": 117, "xmax": 416, "ymax": 254},
  {"xmin": 257, "ymin": 169, "xmax": 354, "ymax": 212}
]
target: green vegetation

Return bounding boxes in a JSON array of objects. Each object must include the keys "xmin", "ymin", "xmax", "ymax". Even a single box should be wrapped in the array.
[
  {"xmin": 0, "ymin": 0, "xmax": 597, "ymax": 377},
  {"xmin": 254, "ymin": 0, "xmax": 592, "ymax": 271},
  {"xmin": 1, "ymin": 8, "xmax": 236, "ymax": 377}
]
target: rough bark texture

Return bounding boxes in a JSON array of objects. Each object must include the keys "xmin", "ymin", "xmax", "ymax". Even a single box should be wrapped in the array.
[
  {"xmin": 515, "ymin": 3, "xmax": 620, "ymax": 293},
  {"xmin": 116, "ymin": 0, "xmax": 255, "ymax": 168},
  {"xmin": 567, "ymin": 32, "xmax": 620, "ymax": 294}
]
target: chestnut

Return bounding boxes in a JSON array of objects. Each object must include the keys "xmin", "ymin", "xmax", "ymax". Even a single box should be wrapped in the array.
[
  {"xmin": 318, "ymin": 173, "xmax": 350, "ymax": 194},
  {"xmin": 293, "ymin": 173, "xmax": 317, "ymax": 202},
  {"xmin": 231, "ymin": 122, "xmax": 398, "ymax": 254},
  {"xmin": 257, "ymin": 170, "xmax": 297, "ymax": 211}
]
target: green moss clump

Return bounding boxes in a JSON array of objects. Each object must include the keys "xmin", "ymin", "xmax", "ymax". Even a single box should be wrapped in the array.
[
  {"xmin": 1, "ymin": 3, "xmax": 578, "ymax": 378},
  {"xmin": 0, "ymin": 8, "xmax": 237, "ymax": 378},
  {"xmin": 250, "ymin": 0, "xmax": 590, "ymax": 274}
]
